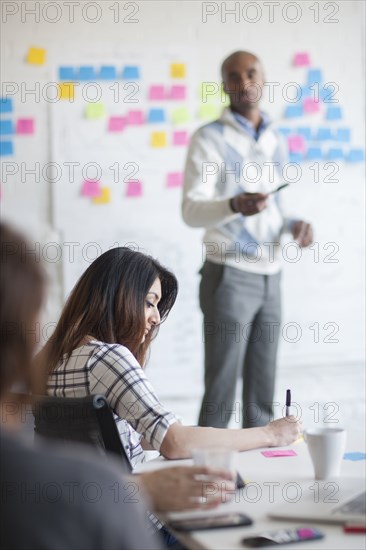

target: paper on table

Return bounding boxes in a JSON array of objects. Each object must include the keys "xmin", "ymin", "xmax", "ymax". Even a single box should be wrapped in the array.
[
  {"xmin": 151, "ymin": 131, "xmax": 167, "ymax": 148},
  {"xmin": 126, "ymin": 180, "xmax": 143, "ymax": 197},
  {"xmin": 16, "ymin": 118, "xmax": 34, "ymax": 135},
  {"xmin": 26, "ymin": 47, "xmax": 46, "ymax": 65},
  {"xmin": 261, "ymin": 450, "xmax": 297, "ymax": 457},
  {"xmin": 92, "ymin": 187, "xmax": 111, "ymax": 204}
]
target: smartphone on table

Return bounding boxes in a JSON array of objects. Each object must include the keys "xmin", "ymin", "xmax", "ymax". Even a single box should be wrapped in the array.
[
  {"xmin": 168, "ymin": 512, "xmax": 252, "ymax": 531},
  {"xmin": 241, "ymin": 527, "xmax": 324, "ymax": 547}
]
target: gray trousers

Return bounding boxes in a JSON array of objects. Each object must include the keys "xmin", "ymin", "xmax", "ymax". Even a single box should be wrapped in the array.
[{"xmin": 198, "ymin": 261, "xmax": 282, "ymax": 429}]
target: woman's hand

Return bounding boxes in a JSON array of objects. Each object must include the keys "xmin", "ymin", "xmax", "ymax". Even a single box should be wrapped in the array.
[
  {"xmin": 139, "ymin": 466, "xmax": 236, "ymax": 512},
  {"xmin": 263, "ymin": 416, "xmax": 302, "ymax": 447}
]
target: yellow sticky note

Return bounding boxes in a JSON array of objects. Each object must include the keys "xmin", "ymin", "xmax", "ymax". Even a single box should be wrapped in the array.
[
  {"xmin": 198, "ymin": 104, "xmax": 221, "ymax": 121},
  {"xmin": 171, "ymin": 63, "xmax": 186, "ymax": 79},
  {"xmin": 151, "ymin": 131, "xmax": 167, "ymax": 148},
  {"xmin": 171, "ymin": 107, "xmax": 191, "ymax": 125},
  {"xmin": 58, "ymin": 82, "xmax": 76, "ymax": 100},
  {"xmin": 92, "ymin": 187, "xmax": 111, "ymax": 204},
  {"xmin": 26, "ymin": 47, "xmax": 46, "ymax": 65},
  {"xmin": 85, "ymin": 102, "xmax": 106, "ymax": 119}
]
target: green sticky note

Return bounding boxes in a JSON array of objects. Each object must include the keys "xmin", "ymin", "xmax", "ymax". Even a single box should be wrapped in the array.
[
  {"xmin": 85, "ymin": 102, "xmax": 106, "ymax": 119},
  {"xmin": 198, "ymin": 82, "xmax": 230, "ymax": 106},
  {"xmin": 198, "ymin": 103, "xmax": 221, "ymax": 121},
  {"xmin": 171, "ymin": 106, "xmax": 191, "ymax": 125}
]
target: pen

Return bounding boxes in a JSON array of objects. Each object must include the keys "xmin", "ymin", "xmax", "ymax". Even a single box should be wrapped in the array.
[
  {"xmin": 286, "ymin": 389, "xmax": 291, "ymax": 417},
  {"xmin": 269, "ymin": 183, "xmax": 290, "ymax": 194},
  {"xmin": 343, "ymin": 524, "xmax": 366, "ymax": 534}
]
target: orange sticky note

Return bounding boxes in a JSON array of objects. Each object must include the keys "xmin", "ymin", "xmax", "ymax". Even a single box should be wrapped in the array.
[
  {"xmin": 151, "ymin": 131, "xmax": 167, "ymax": 148},
  {"xmin": 92, "ymin": 187, "xmax": 111, "ymax": 204},
  {"xmin": 171, "ymin": 63, "xmax": 186, "ymax": 79},
  {"xmin": 58, "ymin": 82, "xmax": 76, "ymax": 100},
  {"xmin": 26, "ymin": 47, "xmax": 46, "ymax": 65}
]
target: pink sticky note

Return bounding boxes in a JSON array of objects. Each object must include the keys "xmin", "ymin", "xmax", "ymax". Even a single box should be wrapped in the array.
[
  {"xmin": 167, "ymin": 172, "xmax": 183, "ymax": 189},
  {"xmin": 172, "ymin": 130, "xmax": 189, "ymax": 146},
  {"xmin": 108, "ymin": 116, "xmax": 126, "ymax": 132},
  {"xmin": 149, "ymin": 85, "xmax": 166, "ymax": 100},
  {"xmin": 288, "ymin": 134, "xmax": 306, "ymax": 153},
  {"xmin": 294, "ymin": 52, "xmax": 311, "ymax": 67},
  {"xmin": 16, "ymin": 118, "xmax": 34, "ymax": 135},
  {"xmin": 303, "ymin": 97, "xmax": 320, "ymax": 114},
  {"xmin": 81, "ymin": 180, "xmax": 101, "ymax": 198},
  {"xmin": 261, "ymin": 450, "xmax": 297, "ymax": 458},
  {"xmin": 169, "ymin": 85, "xmax": 186, "ymax": 100},
  {"xmin": 126, "ymin": 110, "xmax": 144, "ymax": 125},
  {"xmin": 126, "ymin": 180, "xmax": 143, "ymax": 197}
]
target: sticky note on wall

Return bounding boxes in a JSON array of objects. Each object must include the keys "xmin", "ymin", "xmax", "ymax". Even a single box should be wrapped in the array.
[
  {"xmin": 26, "ymin": 47, "xmax": 46, "ymax": 65},
  {"xmin": 171, "ymin": 63, "xmax": 186, "ymax": 79},
  {"xmin": 81, "ymin": 180, "xmax": 101, "ymax": 198},
  {"xmin": 127, "ymin": 110, "xmax": 144, "ymax": 125},
  {"xmin": 151, "ymin": 131, "xmax": 167, "ymax": 148},
  {"xmin": 288, "ymin": 135, "xmax": 306, "ymax": 153},
  {"xmin": 167, "ymin": 172, "xmax": 183, "ymax": 188},
  {"xmin": 147, "ymin": 109, "xmax": 166, "ymax": 123},
  {"xmin": 126, "ymin": 180, "xmax": 143, "ymax": 197},
  {"xmin": 149, "ymin": 85, "xmax": 166, "ymax": 100},
  {"xmin": 59, "ymin": 67, "xmax": 75, "ymax": 81},
  {"xmin": 307, "ymin": 69, "xmax": 322, "ymax": 86},
  {"xmin": 58, "ymin": 83, "xmax": 76, "ymax": 100},
  {"xmin": 0, "ymin": 120, "xmax": 14, "ymax": 135},
  {"xmin": 198, "ymin": 104, "xmax": 220, "ymax": 121},
  {"xmin": 0, "ymin": 98, "xmax": 13, "ymax": 113},
  {"xmin": 85, "ymin": 102, "xmax": 106, "ymax": 119},
  {"xmin": 169, "ymin": 85, "xmax": 186, "ymax": 100},
  {"xmin": 122, "ymin": 66, "xmax": 140, "ymax": 79},
  {"xmin": 92, "ymin": 187, "xmax": 111, "ymax": 204},
  {"xmin": 108, "ymin": 116, "xmax": 126, "ymax": 132},
  {"xmin": 172, "ymin": 130, "xmax": 189, "ymax": 146},
  {"xmin": 326, "ymin": 106, "xmax": 343, "ymax": 120},
  {"xmin": 285, "ymin": 105, "xmax": 303, "ymax": 118},
  {"xmin": 99, "ymin": 66, "xmax": 117, "ymax": 80},
  {"xmin": 171, "ymin": 107, "xmax": 191, "ymax": 124},
  {"xmin": 78, "ymin": 66, "xmax": 96, "ymax": 81},
  {"xmin": 293, "ymin": 52, "xmax": 310, "ymax": 67},
  {"xmin": 0, "ymin": 141, "xmax": 14, "ymax": 156},
  {"xmin": 303, "ymin": 97, "xmax": 320, "ymax": 114},
  {"xmin": 16, "ymin": 119, "xmax": 35, "ymax": 134},
  {"xmin": 335, "ymin": 128, "xmax": 350, "ymax": 142}
]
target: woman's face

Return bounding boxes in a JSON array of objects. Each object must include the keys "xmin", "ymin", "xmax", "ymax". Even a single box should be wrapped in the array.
[{"xmin": 142, "ymin": 277, "xmax": 161, "ymax": 342}]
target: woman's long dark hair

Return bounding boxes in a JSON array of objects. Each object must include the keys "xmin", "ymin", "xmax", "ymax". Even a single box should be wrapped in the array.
[{"xmin": 45, "ymin": 247, "xmax": 178, "ymax": 381}]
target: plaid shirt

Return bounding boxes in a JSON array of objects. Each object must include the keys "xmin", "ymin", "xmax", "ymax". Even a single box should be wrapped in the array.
[{"xmin": 47, "ymin": 340, "xmax": 178, "ymax": 469}]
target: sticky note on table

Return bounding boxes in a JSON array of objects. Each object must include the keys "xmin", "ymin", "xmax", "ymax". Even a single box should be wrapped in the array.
[
  {"xmin": 288, "ymin": 135, "xmax": 306, "ymax": 153},
  {"xmin": 169, "ymin": 85, "xmax": 186, "ymax": 100},
  {"xmin": 85, "ymin": 102, "xmax": 106, "ymax": 119},
  {"xmin": 149, "ymin": 85, "xmax": 166, "ymax": 100},
  {"xmin": 0, "ymin": 98, "xmax": 13, "ymax": 113},
  {"xmin": 99, "ymin": 66, "xmax": 117, "ymax": 80},
  {"xmin": 26, "ymin": 47, "xmax": 46, "ymax": 65},
  {"xmin": 327, "ymin": 148, "xmax": 344, "ymax": 160},
  {"xmin": 303, "ymin": 97, "xmax": 320, "ymax": 114},
  {"xmin": 58, "ymin": 83, "xmax": 76, "ymax": 100},
  {"xmin": 122, "ymin": 66, "xmax": 140, "ymax": 79},
  {"xmin": 343, "ymin": 452, "xmax": 366, "ymax": 461},
  {"xmin": 59, "ymin": 67, "xmax": 75, "ymax": 81},
  {"xmin": 294, "ymin": 52, "xmax": 310, "ymax": 67},
  {"xmin": 198, "ymin": 104, "xmax": 220, "ymax": 121},
  {"xmin": 147, "ymin": 109, "xmax": 166, "ymax": 123},
  {"xmin": 261, "ymin": 450, "xmax": 297, "ymax": 458},
  {"xmin": 0, "ymin": 120, "xmax": 14, "ymax": 135},
  {"xmin": 127, "ymin": 110, "xmax": 144, "ymax": 125},
  {"xmin": 167, "ymin": 172, "xmax": 183, "ymax": 188},
  {"xmin": 326, "ymin": 106, "xmax": 342, "ymax": 120},
  {"xmin": 307, "ymin": 69, "xmax": 322, "ymax": 86},
  {"xmin": 335, "ymin": 128, "xmax": 351, "ymax": 142},
  {"xmin": 307, "ymin": 147, "xmax": 323, "ymax": 160},
  {"xmin": 315, "ymin": 128, "xmax": 332, "ymax": 140},
  {"xmin": 171, "ymin": 63, "xmax": 186, "ymax": 79},
  {"xmin": 172, "ymin": 130, "xmax": 189, "ymax": 146},
  {"xmin": 126, "ymin": 180, "xmax": 143, "ymax": 197},
  {"xmin": 92, "ymin": 186, "xmax": 111, "ymax": 204},
  {"xmin": 78, "ymin": 66, "xmax": 96, "ymax": 81},
  {"xmin": 16, "ymin": 118, "xmax": 34, "ymax": 135},
  {"xmin": 108, "ymin": 116, "xmax": 126, "ymax": 132},
  {"xmin": 0, "ymin": 141, "xmax": 14, "ymax": 156},
  {"xmin": 81, "ymin": 179, "xmax": 101, "ymax": 198},
  {"xmin": 171, "ymin": 106, "xmax": 191, "ymax": 124},
  {"xmin": 151, "ymin": 131, "xmax": 167, "ymax": 148},
  {"xmin": 285, "ymin": 105, "xmax": 303, "ymax": 118},
  {"xmin": 346, "ymin": 149, "xmax": 365, "ymax": 163}
]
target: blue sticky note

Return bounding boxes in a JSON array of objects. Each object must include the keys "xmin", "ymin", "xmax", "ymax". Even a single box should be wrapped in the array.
[
  {"xmin": 0, "ymin": 141, "xmax": 14, "ymax": 156},
  {"xmin": 326, "ymin": 106, "xmax": 342, "ymax": 120},
  {"xmin": 99, "ymin": 66, "xmax": 117, "ymax": 80},
  {"xmin": 278, "ymin": 127, "xmax": 292, "ymax": 136},
  {"xmin": 122, "ymin": 66, "xmax": 140, "ymax": 79},
  {"xmin": 327, "ymin": 148, "xmax": 344, "ymax": 160},
  {"xmin": 285, "ymin": 105, "xmax": 303, "ymax": 118},
  {"xmin": 59, "ymin": 66, "xmax": 75, "ymax": 81},
  {"xmin": 289, "ymin": 152, "xmax": 303, "ymax": 163},
  {"xmin": 346, "ymin": 149, "xmax": 365, "ymax": 163},
  {"xmin": 147, "ymin": 108, "xmax": 166, "ymax": 123},
  {"xmin": 297, "ymin": 127, "xmax": 312, "ymax": 140},
  {"xmin": 335, "ymin": 128, "xmax": 351, "ymax": 142},
  {"xmin": 307, "ymin": 69, "xmax": 322, "ymax": 86},
  {"xmin": 0, "ymin": 120, "xmax": 14, "ymax": 135},
  {"xmin": 78, "ymin": 66, "xmax": 96, "ymax": 81},
  {"xmin": 315, "ymin": 128, "xmax": 332, "ymax": 141},
  {"xmin": 344, "ymin": 452, "xmax": 366, "ymax": 461},
  {"xmin": 301, "ymin": 86, "xmax": 312, "ymax": 97},
  {"xmin": 307, "ymin": 147, "xmax": 323, "ymax": 160},
  {"xmin": 0, "ymin": 98, "xmax": 13, "ymax": 113}
]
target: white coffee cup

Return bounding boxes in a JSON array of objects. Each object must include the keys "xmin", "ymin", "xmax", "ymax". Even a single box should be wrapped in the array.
[
  {"xmin": 304, "ymin": 427, "xmax": 346, "ymax": 480},
  {"xmin": 191, "ymin": 447, "xmax": 236, "ymax": 474}
]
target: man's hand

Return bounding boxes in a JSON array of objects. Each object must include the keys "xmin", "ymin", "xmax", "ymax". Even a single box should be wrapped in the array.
[
  {"xmin": 230, "ymin": 192, "xmax": 268, "ymax": 216},
  {"xmin": 291, "ymin": 221, "xmax": 313, "ymax": 247},
  {"xmin": 139, "ymin": 466, "xmax": 236, "ymax": 512}
]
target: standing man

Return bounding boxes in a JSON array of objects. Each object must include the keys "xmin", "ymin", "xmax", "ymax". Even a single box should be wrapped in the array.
[{"xmin": 182, "ymin": 51, "xmax": 313, "ymax": 429}]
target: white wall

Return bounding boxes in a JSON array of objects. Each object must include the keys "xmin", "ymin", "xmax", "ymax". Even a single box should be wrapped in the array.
[{"xmin": 1, "ymin": 1, "xmax": 365, "ymax": 426}]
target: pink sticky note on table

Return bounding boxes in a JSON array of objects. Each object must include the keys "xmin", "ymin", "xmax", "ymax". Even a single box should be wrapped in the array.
[
  {"xmin": 149, "ymin": 85, "xmax": 166, "ymax": 100},
  {"xmin": 126, "ymin": 110, "xmax": 144, "ymax": 125},
  {"xmin": 261, "ymin": 450, "xmax": 297, "ymax": 458},
  {"xmin": 16, "ymin": 118, "xmax": 34, "ymax": 135},
  {"xmin": 169, "ymin": 85, "xmax": 186, "ymax": 100},
  {"xmin": 172, "ymin": 130, "xmax": 189, "ymax": 146},
  {"xmin": 288, "ymin": 134, "xmax": 306, "ymax": 153},
  {"xmin": 303, "ymin": 97, "xmax": 320, "ymax": 114},
  {"xmin": 81, "ymin": 180, "xmax": 101, "ymax": 198},
  {"xmin": 126, "ymin": 180, "xmax": 143, "ymax": 197},
  {"xmin": 294, "ymin": 52, "xmax": 310, "ymax": 67},
  {"xmin": 167, "ymin": 172, "xmax": 183, "ymax": 188},
  {"xmin": 108, "ymin": 116, "xmax": 126, "ymax": 132}
]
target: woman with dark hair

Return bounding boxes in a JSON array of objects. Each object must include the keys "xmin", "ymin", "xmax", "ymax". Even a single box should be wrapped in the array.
[{"xmin": 37, "ymin": 246, "xmax": 301, "ymax": 465}]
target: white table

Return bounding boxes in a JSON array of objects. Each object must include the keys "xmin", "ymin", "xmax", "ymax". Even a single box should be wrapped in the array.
[{"xmin": 136, "ymin": 433, "xmax": 366, "ymax": 549}]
